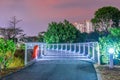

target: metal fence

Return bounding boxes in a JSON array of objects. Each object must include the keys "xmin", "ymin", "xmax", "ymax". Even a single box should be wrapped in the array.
[{"xmin": 25, "ymin": 42, "xmax": 100, "ymax": 65}]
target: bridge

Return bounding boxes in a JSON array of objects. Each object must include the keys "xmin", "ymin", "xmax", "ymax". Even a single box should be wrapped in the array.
[
  {"xmin": 1, "ymin": 42, "xmax": 100, "ymax": 80},
  {"xmin": 25, "ymin": 42, "xmax": 100, "ymax": 65}
]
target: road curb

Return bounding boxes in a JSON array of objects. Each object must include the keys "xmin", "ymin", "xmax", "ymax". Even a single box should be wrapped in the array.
[{"xmin": 94, "ymin": 64, "xmax": 102, "ymax": 80}]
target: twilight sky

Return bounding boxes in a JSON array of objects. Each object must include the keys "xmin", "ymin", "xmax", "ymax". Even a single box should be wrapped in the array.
[{"xmin": 0, "ymin": 0, "xmax": 120, "ymax": 36}]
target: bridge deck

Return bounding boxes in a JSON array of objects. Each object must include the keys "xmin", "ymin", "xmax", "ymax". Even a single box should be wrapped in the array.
[
  {"xmin": 38, "ymin": 50, "xmax": 91, "ymax": 61},
  {"xmin": 2, "ymin": 60, "xmax": 98, "ymax": 80}
]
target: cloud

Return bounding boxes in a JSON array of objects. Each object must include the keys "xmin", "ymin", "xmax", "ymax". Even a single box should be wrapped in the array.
[{"xmin": 53, "ymin": 0, "xmax": 120, "ymax": 10}]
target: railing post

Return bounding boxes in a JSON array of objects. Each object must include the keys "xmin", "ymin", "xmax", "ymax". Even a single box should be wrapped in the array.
[
  {"xmin": 44, "ymin": 44, "xmax": 46, "ymax": 55},
  {"xmin": 61, "ymin": 44, "xmax": 63, "ymax": 51},
  {"xmin": 63, "ymin": 43, "xmax": 65, "ymax": 51},
  {"xmin": 58, "ymin": 44, "xmax": 59, "ymax": 51},
  {"xmin": 54, "ymin": 44, "xmax": 56, "ymax": 50},
  {"xmin": 74, "ymin": 43, "xmax": 76, "ymax": 53},
  {"xmin": 25, "ymin": 43, "xmax": 27, "ymax": 65},
  {"xmin": 78, "ymin": 43, "xmax": 81, "ymax": 54},
  {"xmin": 87, "ymin": 43, "xmax": 90, "ymax": 57},
  {"xmin": 97, "ymin": 42, "xmax": 100, "ymax": 65},
  {"xmin": 40, "ymin": 44, "xmax": 44, "ymax": 57},
  {"xmin": 56, "ymin": 43, "xmax": 58, "ymax": 51},
  {"xmin": 83, "ymin": 43, "xmax": 85, "ymax": 55},
  {"xmin": 47, "ymin": 44, "xmax": 50, "ymax": 50},
  {"xmin": 66, "ymin": 44, "xmax": 67, "ymax": 52},
  {"xmin": 92, "ymin": 43, "xmax": 95, "ymax": 60},
  {"xmin": 53, "ymin": 44, "xmax": 54, "ymax": 50},
  {"xmin": 69, "ymin": 43, "xmax": 71, "ymax": 53}
]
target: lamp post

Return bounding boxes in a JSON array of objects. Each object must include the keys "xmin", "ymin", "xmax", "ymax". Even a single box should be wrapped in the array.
[{"xmin": 108, "ymin": 48, "xmax": 114, "ymax": 69}]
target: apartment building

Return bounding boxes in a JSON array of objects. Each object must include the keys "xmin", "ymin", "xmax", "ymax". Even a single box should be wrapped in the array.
[{"xmin": 73, "ymin": 20, "xmax": 94, "ymax": 33}]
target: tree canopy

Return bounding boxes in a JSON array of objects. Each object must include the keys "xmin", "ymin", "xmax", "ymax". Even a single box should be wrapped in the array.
[
  {"xmin": 91, "ymin": 6, "xmax": 120, "ymax": 32},
  {"xmin": 44, "ymin": 20, "xmax": 82, "ymax": 43}
]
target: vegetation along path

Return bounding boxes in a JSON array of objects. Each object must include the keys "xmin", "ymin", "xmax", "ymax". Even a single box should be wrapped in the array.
[{"xmin": 1, "ymin": 60, "xmax": 98, "ymax": 80}]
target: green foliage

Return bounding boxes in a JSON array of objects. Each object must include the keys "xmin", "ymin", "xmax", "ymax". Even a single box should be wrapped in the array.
[
  {"xmin": 44, "ymin": 20, "xmax": 82, "ymax": 43},
  {"xmin": 19, "ymin": 44, "xmax": 25, "ymax": 50},
  {"xmin": 99, "ymin": 28, "xmax": 120, "ymax": 64},
  {"xmin": 109, "ymin": 28, "xmax": 120, "ymax": 37},
  {"xmin": 38, "ymin": 32, "xmax": 45, "ymax": 42},
  {"xmin": 38, "ymin": 35, "xmax": 44, "ymax": 42},
  {"xmin": 91, "ymin": 6, "xmax": 120, "ymax": 31},
  {"xmin": 0, "ymin": 39, "xmax": 16, "ymax": 69}
]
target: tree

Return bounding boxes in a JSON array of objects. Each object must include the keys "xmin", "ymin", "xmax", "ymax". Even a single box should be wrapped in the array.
[
  {"xmin": 85, "ymin": 31, "xmax": 100, "ymax": 41},
  {"xmin": 44, "ymin": 20, "xmax": 82, "ymax": 43},
  {"xmin": 91, "ymin": 6, "xmax": 120, "ymax": 32},
  {"xmin": 38, "ymin": 31, "xmax": 45, "ymax": 42},
  {"xmin": 0, "ymin": 16, "xmax": 24, "ymax": 42}
]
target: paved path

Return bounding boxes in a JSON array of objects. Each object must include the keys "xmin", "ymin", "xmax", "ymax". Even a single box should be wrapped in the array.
[{"xmin": 1, "ymin": 60, "xmax": 98, "ymax": 80}]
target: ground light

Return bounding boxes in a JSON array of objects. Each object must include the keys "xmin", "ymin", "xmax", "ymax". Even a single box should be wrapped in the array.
[{"xmin": 108, "ymin": 48, "xmax": 114, "ymax": 69}]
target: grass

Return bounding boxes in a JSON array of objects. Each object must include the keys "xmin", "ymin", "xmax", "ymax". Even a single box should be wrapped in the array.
[{"xmin": 96, "ymin": 65, "xmax": 120, "ymax": 80}]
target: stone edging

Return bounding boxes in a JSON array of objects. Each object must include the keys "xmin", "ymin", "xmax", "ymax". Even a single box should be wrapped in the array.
[{"xmin": 94, "ymin": 64, "xmax": 102, "ymax": 80}]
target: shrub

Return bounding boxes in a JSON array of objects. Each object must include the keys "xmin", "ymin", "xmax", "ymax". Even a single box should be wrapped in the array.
[
  {"xmin": 0, "ymin": 39, "xmax": 16, "ymax": 69},
  {"xmin": 99, "ymin": 28, "xmax": 120, "ymax": 64},
  {"xmin": 19, "ymin": 44, "xmax": 25, "ymax": 50}
]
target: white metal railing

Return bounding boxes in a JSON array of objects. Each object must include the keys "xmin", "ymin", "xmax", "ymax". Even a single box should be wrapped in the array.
[
  {"xmin": 24, "ymin": 42, "xmax": 45, "ymax": 65},
  {"xmin": 25, "ymin": 42, "xmax": 100, "ymax": 65}
]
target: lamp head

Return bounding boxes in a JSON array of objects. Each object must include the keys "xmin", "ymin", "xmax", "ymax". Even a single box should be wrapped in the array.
[{"xmin": 108, "ymin": 48, "xmax": 114, "ymax": 54}]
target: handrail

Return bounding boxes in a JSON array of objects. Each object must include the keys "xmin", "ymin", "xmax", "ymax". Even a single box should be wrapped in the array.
[{"xmin": 25, "ymin": 42, "xmax": 100, "ymax": 65}]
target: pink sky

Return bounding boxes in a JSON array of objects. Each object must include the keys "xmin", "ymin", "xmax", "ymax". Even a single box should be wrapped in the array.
[{"xmin": 0, "ymin": 0, "xmax": 120, "ymax": 36}]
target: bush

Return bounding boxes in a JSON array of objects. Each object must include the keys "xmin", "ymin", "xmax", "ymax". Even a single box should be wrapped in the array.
[
  {"xmin": 0, "ymin": 39, "xmax": 16, "ymax": 69},
  {"xmin": 99, "ymin": 28, "xmax": 120, "ymax": 64},
  {"xmin": 20, "ymin": 44, "xmax": 25, "ymax": 50}
]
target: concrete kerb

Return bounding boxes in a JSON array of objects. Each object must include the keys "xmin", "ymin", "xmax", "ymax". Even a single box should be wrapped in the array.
[{"xmin": 94, "ymin": 64, "xmax": 102, "ymax": 80}]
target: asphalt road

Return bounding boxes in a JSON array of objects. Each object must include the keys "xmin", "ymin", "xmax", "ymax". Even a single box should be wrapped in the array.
[{"xmin": 1, "ymin": 60, "xmax": 98, "ymax": 80}]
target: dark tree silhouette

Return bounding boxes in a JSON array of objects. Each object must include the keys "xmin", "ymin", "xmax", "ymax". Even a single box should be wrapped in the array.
[
  {"xmin": 91, "ymin": 6, "xmax": 120, "ymax": 32},
  {"xmin": 0, "ymin": 16, "xmax": 24, "ymax": 42}
]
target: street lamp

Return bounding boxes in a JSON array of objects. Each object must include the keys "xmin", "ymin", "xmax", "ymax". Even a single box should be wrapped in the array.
[{"xmin": 108, "ymin": 48, "xmax": 114, "ymax": 69}]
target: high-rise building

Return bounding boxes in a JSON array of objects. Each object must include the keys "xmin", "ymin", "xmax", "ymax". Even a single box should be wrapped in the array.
[{"xmin": 73, "ymin": 20, "xmax": 94, "ymax": 33}]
